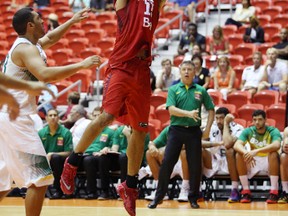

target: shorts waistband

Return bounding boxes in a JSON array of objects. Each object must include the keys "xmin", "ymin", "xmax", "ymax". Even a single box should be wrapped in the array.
[{"xmin": 173, "ymin": 125, "xmax": 200, "ymax": 129}]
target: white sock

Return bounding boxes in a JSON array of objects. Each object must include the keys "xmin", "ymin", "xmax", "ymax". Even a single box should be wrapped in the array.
[
  {"xmin": 181, "ymin": 180, "xmax": 189, "ymax": 190},
  {"xmin": 239, "ymin": 175, "xmax": 249, "ymax": 190},
  {"xmin": 231, "ymin": 181, "xmax": 239, "ymax": 190},
  {"xmin": 282, "ymin": 181, "xmax": 288, "ymax": 193},
  {"xmin": 270, "ymin": 176, "xmax": 279, "ymax": 191},
  {"xmin": 154, "ymin": 180, "xmax": 158, "ymax": 188}
]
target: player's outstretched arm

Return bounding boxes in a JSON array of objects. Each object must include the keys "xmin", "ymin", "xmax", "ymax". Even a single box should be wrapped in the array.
[
  {"xmin": 14, "ymin": 44, "xmax": 101, "ymax": 83},
  {"xmin": 39, "ymin": 8, "xmax": 90, "ymax": 49}
]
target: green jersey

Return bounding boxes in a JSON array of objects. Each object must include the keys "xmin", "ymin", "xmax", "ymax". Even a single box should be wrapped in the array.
[
  {"xmin": 153, "ymin": 126, "xmax": 169, "ymax": 148},
  {"xmin": 38, "ymin": 124, "xmax": 73, "ymax": 153},
  {"xmin": 85, "ymin": 127, "xmax": 115, "ymax": 154},
  {"xmin": 238, "ymin": 125, "xmax": 282, "ymax": 157},
  {"xmin": 166, "ymin": 82, "xmax": 214, "ymax": 127}
]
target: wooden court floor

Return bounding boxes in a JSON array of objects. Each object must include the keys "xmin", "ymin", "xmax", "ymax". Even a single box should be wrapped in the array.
[{"xmin": 1, "ymin": 198, "xmax": 288, "ymax": 216}]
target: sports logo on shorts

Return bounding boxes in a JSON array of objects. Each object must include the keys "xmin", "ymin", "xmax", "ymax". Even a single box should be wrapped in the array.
[{"xmin": 139, "ymin": 122, "xmax": 148, "ymax": 128}]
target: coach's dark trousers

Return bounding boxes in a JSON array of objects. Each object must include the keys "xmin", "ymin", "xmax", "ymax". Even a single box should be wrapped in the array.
[{"xmin": 154, "ymin": 125, "xmax": 202, "ymax": 202}]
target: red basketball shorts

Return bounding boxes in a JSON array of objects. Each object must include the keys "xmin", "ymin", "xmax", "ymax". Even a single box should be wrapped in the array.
[{"xmin": 102, "ymin": 58, "xmax": 151, "ymax": 132}]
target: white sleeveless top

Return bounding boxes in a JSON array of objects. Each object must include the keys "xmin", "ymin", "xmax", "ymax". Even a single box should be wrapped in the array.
[{"xmin": 2, "ymin": 37, "xmax": 47, "ymax": 115}]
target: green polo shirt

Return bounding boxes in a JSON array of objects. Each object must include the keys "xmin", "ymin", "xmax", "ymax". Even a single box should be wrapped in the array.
[
  {"xmin": 238, "ymin": 125, "xmax": 282, "ymax": 157},
  {"xmin": 112, "ymin": 126, "xmax": 150, "ymax": 160},
  {"xmin": 85, "ymin": 127, "xmax": 115, "ymax": 154},
  {"xmin": 38, "ymin": 124, "xmax": 73, "ymax": 153},
  {"xmin": 153, "ymin": 126, "xmax": 169, "ymax": 148},
  {"xmin": 166, "ymin": 82, "xmax": 214, "ymax": 126}
]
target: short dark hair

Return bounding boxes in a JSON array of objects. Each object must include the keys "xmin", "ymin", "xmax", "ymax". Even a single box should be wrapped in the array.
[
  {"xmin": 216, "ymin": 107, "xmax": 230, "ymax": 116},
  {"xmin": 46, "ymin": 108, "xmax": 59, "ymax": 116},
  {"xmin": 13, "ymin": 7, "xmax": 34, "ymax": 35},
  {"xmin": 252, "ymin": 109, "xmax": 266, "ymax": 119},
  {"xmin": 187, "ymin": 22, "xmax": 197, "ymax": 31},
  {"xmin": 191, "ymin": 53, "xmax": 203, "ymax": 65}
]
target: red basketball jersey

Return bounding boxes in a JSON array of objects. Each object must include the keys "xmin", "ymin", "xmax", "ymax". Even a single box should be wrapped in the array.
[{"xmin": 109, "ymin": 0, "xmax": 160, "ymax": 68}]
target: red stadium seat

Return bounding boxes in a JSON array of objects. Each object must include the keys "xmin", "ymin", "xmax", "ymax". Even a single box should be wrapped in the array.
[
  {"xmin": 208, "ymin": 91, "xmax": 224, "ymax": 105},
  {"xmin": 257, "ymin": 42, "xmax": 276, "ymax": 55},
  {"xmin": 228, "ymin": 55, "xmax": 244, "ymax": 67},
  {"xmin": 173, "ymin": 55, "xmax": 184, "ymax": 67},
  {"xmin": 100, "ymin": 20, "xmax": 117, "ymax": 37},
  {"xmin": 85, "ymin": 29, "xmax": 106, "ymax": 47},
  {"xmin": 257, "ymin": 14, "xmax": 271, "ymax": 26},
  {"xmin": 234, "ymin": 118, "xmax": 247, "ymax": 127},
  {"xmin": 273, "ymin": 14, "xmax": 288, "ymax": 28},
  {"xmin": 263, "ymin": 23, "xmax": 282, "ymax": 38},
  {"xmin": 266, "ymin": 104, "xmax": 286, "ymax": 131},
  {"xmin": 227, "ymin": 34, "xmax": 243, "ymax": 50},
  {"xmin": 234, "ymin": 43, "xmax": 257, "ymax": 59},
  {"xmin": 253, "ymin": 90, "xmax": 279, "ymax": 110},
  {"xmin": 80, "ymin": 47, "xmax": 102, "ymax": 59},
  {"xmin": 262, "ymin": 6, "xmax": 282, "ymax": 19},
  {"xmin": 237, "ymin": 104, "xmax": 265, "ymax": 122},
  {"xmin": 150, "ymin": 95, "xmax": 167, "ymax": 110},
  {"xmin": 233, "ymin": 65, "xmax": 247, "ymax": 84},
  {"xmin": 222, "ymin": 25, "xmax": 237, "ymax": 35},
  {"xmin": 163, "ymin": 10, "xmax": 183, "ymax": 29},
  {"xmin": 227, "ymin": 91, "xmax": 252, "ymax": 108},
  {"xmin": 96, "ymin": 38, "xmax": 116, "ymax": 54},
  {"xmin": 252, "ymin": 0, "xmax": 271, "ymax": 10}
]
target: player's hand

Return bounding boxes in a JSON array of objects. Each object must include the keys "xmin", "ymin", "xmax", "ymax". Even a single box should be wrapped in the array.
[
  {"xmin": 148, "ymin": 145, "xmax": 159, "ymax": 157},
  {"xmin": 81, "ymin": 55, "xmax": 102, "ymax": 69},
  {"xmin": 25, "ymin": 81, "xmax": 56, "ymax": 99},
  {"xmin": 71, "ymin": 8, "xmax": 90, "ymax": 23},
  {"xmin": 202, "ymin": 129, "xmax": 209, "ymax": 140},
  {"xmin": 4, "ymin": 94, "xmax": 20, "ymax": 121},
  {"xmin": 224, "ymin": 113, "xmax": 234, "ymax": 124}
]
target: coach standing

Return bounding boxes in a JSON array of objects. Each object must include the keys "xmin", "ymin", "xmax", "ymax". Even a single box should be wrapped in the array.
[{"xmin": 148, "ymin": 61, "xmax": 215, "ymax": 209}]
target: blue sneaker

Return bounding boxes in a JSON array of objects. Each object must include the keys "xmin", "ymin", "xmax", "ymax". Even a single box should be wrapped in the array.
[{"xmin": 228, "ymin": 188, "xmax": 240, "ymax": 203}]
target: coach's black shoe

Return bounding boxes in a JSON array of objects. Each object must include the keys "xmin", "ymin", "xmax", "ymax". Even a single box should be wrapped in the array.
[
  {"xmin": 190, "ymin": 200, "xmax": 200, "ymax": 209},
  {"xmin": 188, "ymin": 194, "xmax": 200, "ymax": 209},
  {"xmin": 147, "ymin": 199, "xmax": 163, "ymax": 209}
]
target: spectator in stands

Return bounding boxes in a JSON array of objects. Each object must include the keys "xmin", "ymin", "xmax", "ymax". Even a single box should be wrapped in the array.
[
  {"xmin": 210, "ymin": 25, "xmax": 229, "ymax": 56},
  {"xmin": 273, "ymin": 28, "xmax": 288, "ymax": 61},
  {"xmin": 144, "ymin": 126, "xmax": 188, "ymax": 202},
  {"xmin": 97, "ymin": 125, "xmax": 149, "ymax": 200},
  {"xmin": 225, "ymin": 0, "xmax": 255, "ymax": 28},
  {"xmin": 178, "ymin": 23, "xmax": 206, "ymax": 56},
  {"xmin": 9, "ymin": 0, "xmax": 31, "ymax": 10},
  {"xmin": 172, "ymin": 0, "xmax": 197, "ymax": 23},
  {"xmin": 191, "ymin": 54, "xmax": 210, "ymax": 89},
  {"xmin": 38, "ymin": 83, "xmax": 58, "ymax": 116},
  {"xmin": 46, "ymin": 13, "xmax": 59, "ymax": 32},
  {"xmin": 243, "ymin": 16, "xmax": 265, "ymax": 44},
  {"xmin": 234, "ymin": 110, "xmax": 281, "ymax": 204},
  {"xmin": 150, "ymin": 69, "xmax": 156, "ymax": 92},
  {"xmin": 155, "ymin": 59, "xmax": 180, "ymax": 93},
  {"xmin": 258, "ymin": 48, "xmax": 288, "ymax": 93},
  {"xmin": 240, "ymin": 51, "xmax": 265, "ymax": 97},
  {"xmin": 60, "ymin": 91, "xmax": 80, "ymax": 128},
  {"xmin": 279, "ymin": 127, "xmax": 288, "ymax": 204},
  {"xmin": 183, "ymin": 44, "xmax": 205, "ymax": 63},
  {"xmin": 211, "ymin": 56, "xmax": 236, "ymax": 100},
  {"xmin": 69, "ymin": 105, "xmax": 91, "ymax": 149},
  {"xmin": 69, "ymin": 0, "xmax": 90, "ymax": 13},
  {"xmin": 38, "ymin": 109, "xmax": 73, "ymax": 199},
  {"xmin": 202, "ymin": 107, "xmax": 244, "ymax": 203},
  {"xmin": 81, "ymin": 108, "xmax": 115, "ymax": 200},
  {"xmin": 33, "ymin": 0, "xmax": 50, "ymax": 9},
  {"xmin": 90, "ymin": 0, "xmax": 106, "ymax": 12}
]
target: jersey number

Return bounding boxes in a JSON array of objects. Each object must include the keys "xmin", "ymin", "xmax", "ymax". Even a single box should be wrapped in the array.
[{"xmin": 143, "ymin": 0, "xmax": 154, "ymax": 29}]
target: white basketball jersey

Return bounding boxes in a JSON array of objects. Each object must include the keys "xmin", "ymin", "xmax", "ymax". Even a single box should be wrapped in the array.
[{"xmin": 2, "ymin": 37, "xmax": 47, "ymax": 115}]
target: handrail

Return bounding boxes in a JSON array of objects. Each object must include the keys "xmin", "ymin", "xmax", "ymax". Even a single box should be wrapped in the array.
[
  {"xmin": 37, "ymin": 80, "xmax": 82, "ymax": 111},
  {"xmin": 95, "ymin": 60, "xmax": 108, "ymax": 107}
]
